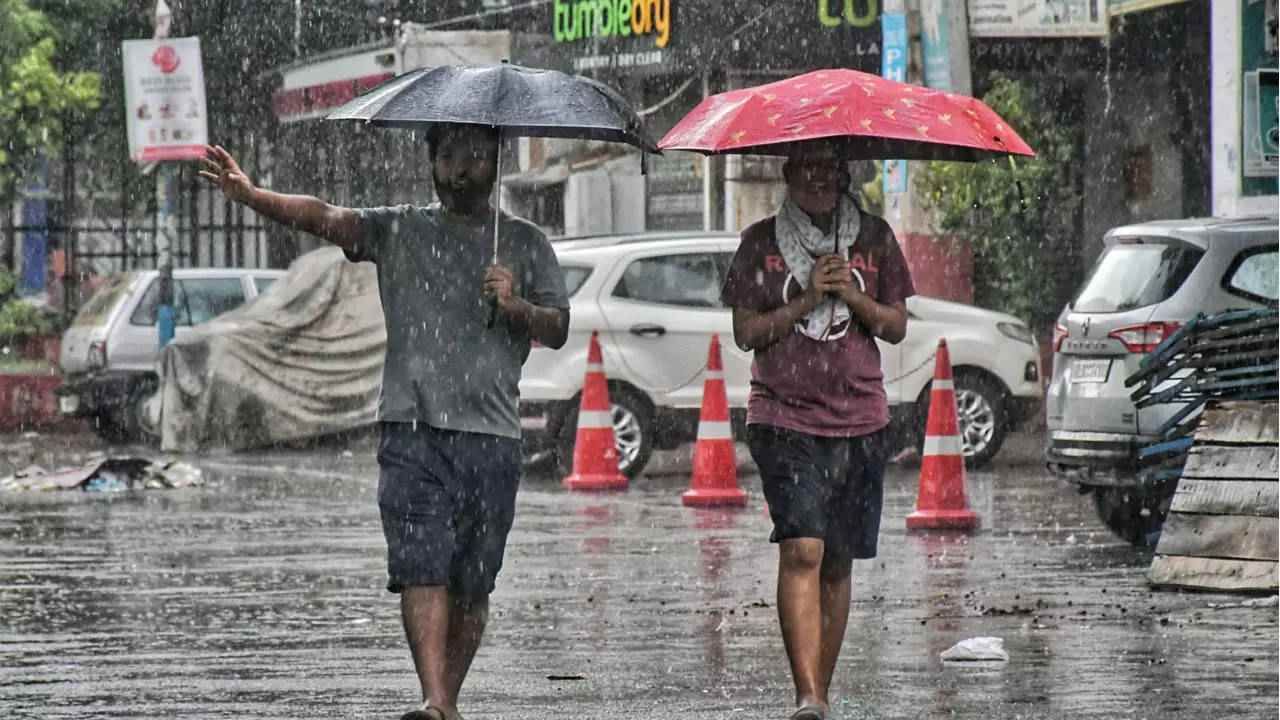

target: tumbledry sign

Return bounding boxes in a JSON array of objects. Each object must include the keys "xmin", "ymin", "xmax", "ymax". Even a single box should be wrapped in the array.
[
  {"xmin": 553, "ymin": 0, "xmax": 675, "ymax": 72},
  {"xmin": 122, "ymin": 37, "xmax": 208, "ymax": 162}
]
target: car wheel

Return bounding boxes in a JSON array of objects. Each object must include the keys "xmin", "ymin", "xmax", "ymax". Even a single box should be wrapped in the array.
[
  {"xmin": 90, "ymin": 411, "xmax": 130, "ymax": 443},
  {"xmin": 916, "ymin": 371, "xmax": 1007, "ymax": 467},
  {"xmin": 1092, "ymin": 483, "xmax": 1176, "ymax": 547},
  {"xmin": 91, "ymin": 385, "xmax": 156, "ymax": 446},
  {"xmin": 556, "ymin": 386, "xmax": 655, "ymax": 479}
]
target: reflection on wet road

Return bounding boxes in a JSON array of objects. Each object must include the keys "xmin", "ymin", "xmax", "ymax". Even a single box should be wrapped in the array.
[{"xmin": 2, "ymin": 434, "xmax": 1276, "ymax": 719}]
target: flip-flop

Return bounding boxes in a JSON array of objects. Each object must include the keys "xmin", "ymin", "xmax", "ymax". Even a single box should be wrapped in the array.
[
  {"xmin": 790, "ymin": 704, "xmax": 826, "ymax": 720},
  {"xmin": 399, "ymin": 705, "xmax": 448, "ymax": 720}
]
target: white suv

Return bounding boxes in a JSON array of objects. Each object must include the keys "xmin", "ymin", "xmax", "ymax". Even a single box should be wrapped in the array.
[
  {"xmin": 1045, "ymin": 216, "xmax": 1279, "ymax": 545},
  {"xmin": 519, "ymin": 232, "xmax": 1043, "ymax": 477}
]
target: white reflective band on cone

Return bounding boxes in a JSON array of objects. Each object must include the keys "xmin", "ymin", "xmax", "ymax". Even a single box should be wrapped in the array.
[
  {"xmin": 705, "ymin": 370, "xmax": 723, "ymax": 380},
  {"xmin": 932, "ymin": 379, "xmax": 954, "ymax": 390},
  {"xmin": 923, "ymin": 434, "xmax": 963, "ymax": 456},
  {"xmin": 697, "ymin": 421, "xmax": 732, "ymax": 440},
  {"xmin": 577, "ymin": 410, "xmax": 612, "ymax": 427},
  {"xmin": 587, "ymin": 362, "xmax": 604, "ymax": 372}
]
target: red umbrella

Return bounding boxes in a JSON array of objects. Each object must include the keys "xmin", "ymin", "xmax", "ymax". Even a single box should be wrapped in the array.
[{"xmin": 658, "ymin": 68, "xmax": 1034, "ymax": 160}]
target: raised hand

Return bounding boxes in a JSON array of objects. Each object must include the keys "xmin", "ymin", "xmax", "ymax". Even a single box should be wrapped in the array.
[{"xmin": 198, "ymin": 145, "xmax": 254, "ymax": 204}]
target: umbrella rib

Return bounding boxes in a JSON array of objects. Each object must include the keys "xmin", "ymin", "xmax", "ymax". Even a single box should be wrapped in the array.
[{"xmin": 340, "ymin": 69, "xmax": 426, "ymax": 120}]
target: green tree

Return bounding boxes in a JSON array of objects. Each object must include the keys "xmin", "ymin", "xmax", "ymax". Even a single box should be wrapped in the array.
[
  {"xmin": 916, "ymin": 74, "xmax": 1083, "ymax": 332},
  {"xmin": 0, "ymin": 266, "xmax": 61, "ymax": 346},
  {"xmin": 0, "ymin": 0, "xmax": 101, "ymax": 191}
]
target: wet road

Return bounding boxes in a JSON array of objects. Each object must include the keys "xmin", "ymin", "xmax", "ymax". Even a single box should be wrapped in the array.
[{"xmin": 2, "ymin": 430, "xmax": 1276, "ymax": 719}]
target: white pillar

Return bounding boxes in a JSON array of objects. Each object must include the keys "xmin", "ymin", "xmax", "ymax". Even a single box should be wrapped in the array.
[{"xmin": 1213, "ymin": 0, "xmax": 1241, "ymax": 217}]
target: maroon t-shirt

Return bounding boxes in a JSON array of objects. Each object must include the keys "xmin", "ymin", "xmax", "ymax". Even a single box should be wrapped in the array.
[{"xmin": 721, "ymin": 213, "xmax": 915, "ymax": 437}]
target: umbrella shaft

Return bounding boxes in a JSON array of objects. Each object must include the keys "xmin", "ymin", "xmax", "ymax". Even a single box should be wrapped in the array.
[{"xmin": 493, "ymin": 128, "xmax": 502, "ymax": 264}]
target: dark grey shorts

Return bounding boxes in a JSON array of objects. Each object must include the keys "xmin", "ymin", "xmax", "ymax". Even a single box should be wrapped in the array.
[
  {"xmin": 376, "ymin": 421, "xmax": 521, "ymax": 596},
  {"xmin": 747, "ymin": 423, "xmax": 890, "ymax": 561}
]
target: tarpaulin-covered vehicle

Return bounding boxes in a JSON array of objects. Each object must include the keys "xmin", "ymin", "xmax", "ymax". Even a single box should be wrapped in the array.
[{"xmin": 148, "ymin": 248, "xmax": 384, "ymax": 452}]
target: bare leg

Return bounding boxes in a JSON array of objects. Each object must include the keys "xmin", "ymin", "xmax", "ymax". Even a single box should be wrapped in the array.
[
  {"xmin": 444, "ymin": 593, "xmax": 490, "ymax": 701},
  {"xmin": 401, "ymin": 586, "xmax": 458, "ymax": 718},
  {"xmin": 777, "ymin": 538, "xmax": 827, "ymax": 711},
  {"xmin": 818, "ymin": 558, "xmax": 853, "ymax": 702}
]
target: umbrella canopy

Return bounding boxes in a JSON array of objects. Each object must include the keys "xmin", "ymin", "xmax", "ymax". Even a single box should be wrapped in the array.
[
  {"xmin": 658, "ymin": 68, "xmax": 1033, "ymax": 161},
  {"xmin": 327, "ymin": 63, "xmax": 657, "ymax": 152}
]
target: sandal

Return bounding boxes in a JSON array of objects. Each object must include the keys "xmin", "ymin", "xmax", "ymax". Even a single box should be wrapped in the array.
[
  {"xmin": 399, "ymin": 704, "xmax": 447, "ymax": 720},
  {"xmin": 790, "ymin": 704, "xmax": 826, "ymax": 720}
]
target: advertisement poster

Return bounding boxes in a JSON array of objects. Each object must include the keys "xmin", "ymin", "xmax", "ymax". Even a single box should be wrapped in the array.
[
  {"xmin": 969, "ymin": 0, "xmax": 1107, "ymax": 37},
  {"xmin": 921, "ymin": 0, "xmax": 954, "ymax": 90},
  {"xmin": 1242, "ymin": 0, "xmax": 1279, "ymax": 186},
  {"xmin": 122, "ymin": 37, "xmax": 208, "ymax": 162}
]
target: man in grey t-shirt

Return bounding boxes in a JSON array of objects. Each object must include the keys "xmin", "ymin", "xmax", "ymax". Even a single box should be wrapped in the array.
[{"xmin": 200, "ymin": 124, "xmax": 569, "ymax": 720}]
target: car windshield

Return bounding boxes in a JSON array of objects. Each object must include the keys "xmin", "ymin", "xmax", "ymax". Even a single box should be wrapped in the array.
[
  {"xmin": 70, "ymin": 273, "xmax": 134, "ymax": 327},
  {"xmin": 1072, "ymin": 240, "xmax": 1204, "ymax": 313}
]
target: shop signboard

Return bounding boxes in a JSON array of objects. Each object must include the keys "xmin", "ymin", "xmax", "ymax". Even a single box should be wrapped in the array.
[
  {"xmin": 795, "ymin": 0, "xmax": 882, "ymax": 73},
  {"xmin": 272, "ymin": 46, "xmax": 395, "ymax": 124},
  {"xmin": 546, "ymin": 1, "xmax": 882, "ymax": 76},
  {"xmin": 552, "ymin": 0, "xmax": 674, "ymax": 73},
  {"xmin": 969, "ymin": 0, "xmax": 1107, "ymax": 37}
]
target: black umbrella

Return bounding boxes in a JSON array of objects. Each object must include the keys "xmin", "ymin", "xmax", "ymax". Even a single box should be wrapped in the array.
[
  {"xmin": 328, "ymin": 63, "xmax": 656, "ymax": 149},
  {"xmin": 327, "ymin": 62, "xmax": 656, "ymax": 325}
]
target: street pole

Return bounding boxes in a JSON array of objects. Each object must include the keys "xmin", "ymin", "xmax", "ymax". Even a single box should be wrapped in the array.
[
  {"xmin": 700, "ymin": 70, "xmax": 722, "ymax": 233},
  {"xmin": 153, "ymin": 0, "xmax": 178, "ymax": 348}
]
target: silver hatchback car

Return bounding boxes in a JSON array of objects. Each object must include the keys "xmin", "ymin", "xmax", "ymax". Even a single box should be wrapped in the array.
[
  {"xmin": 1045, "ymin": 215, "xmax": 1278, "ymax": 544},
  {"xmin": 57, "ymin": 268, "xmax": 285, "ymax": 441}
]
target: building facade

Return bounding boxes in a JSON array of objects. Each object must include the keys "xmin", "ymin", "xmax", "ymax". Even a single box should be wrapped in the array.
[{"xmin": 250, "ymin": 0, "xmax": 1269, "ymax": 316}]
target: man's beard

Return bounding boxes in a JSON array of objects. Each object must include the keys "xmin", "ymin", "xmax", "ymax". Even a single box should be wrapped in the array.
[{"xmin": 435, "ymin": 175, "xmax": 493, "ymax": 217}]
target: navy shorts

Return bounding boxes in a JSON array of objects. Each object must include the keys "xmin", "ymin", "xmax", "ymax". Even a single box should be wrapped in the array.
[
  {"xmin": 747, "ymin": 424, "xmax": 890, "ymax": 561},
  {"xmin": 376, "ymin": 421, "xmax": 521, "ymax": 596}
]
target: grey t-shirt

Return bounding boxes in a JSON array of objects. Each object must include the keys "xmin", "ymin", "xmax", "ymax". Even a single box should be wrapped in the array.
[{"xmin": 344, "ymin": 203, "xmax": 569, "ymax": 439}]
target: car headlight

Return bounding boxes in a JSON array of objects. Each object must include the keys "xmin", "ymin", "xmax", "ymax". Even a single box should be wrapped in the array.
[{"xmin": 997, "ymin": 321, "xmax": 1034, "ymax": 345}]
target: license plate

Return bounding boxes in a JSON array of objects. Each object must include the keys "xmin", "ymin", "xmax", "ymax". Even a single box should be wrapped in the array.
[
  {"xmin": 1071, "ymin": 358, "xmax": 1111, "ymax": 383},
  {"xmin": 59, "ymin": 395, "xmax": 80, "ymax": 414}
]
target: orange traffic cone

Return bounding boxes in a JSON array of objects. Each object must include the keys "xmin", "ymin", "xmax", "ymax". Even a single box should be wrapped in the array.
[
  {"xmin": 563, "ymin": 332, "xmax": 628, "ymax": 492},
  {"xmin": 906, "ymin": 338, "xmax": 979, "ymax": 530},
  {"xmin": 682, "ymin": 334, "xmax": 747, "ymax": 507}
]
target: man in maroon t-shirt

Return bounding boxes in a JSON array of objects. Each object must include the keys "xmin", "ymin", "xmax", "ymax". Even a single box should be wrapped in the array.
[{"xmin": 721, "ymin": 141, "xmax": 914, "ymax": 720}]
